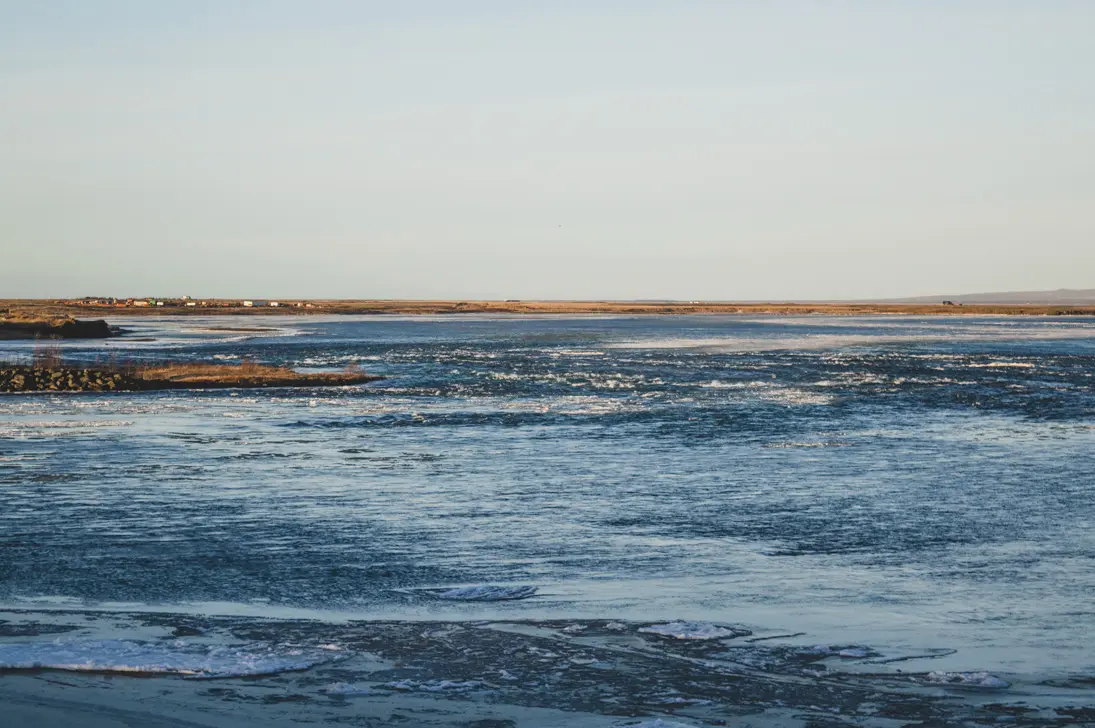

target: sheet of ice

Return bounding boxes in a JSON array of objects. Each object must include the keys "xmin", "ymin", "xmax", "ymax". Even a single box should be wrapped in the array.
[
  {"xmin": 0, "ymin": 639, "xmax": 336, "ymax": 677},
  {"xmin": 799, "ymin": 645, "xmax": 872, "ymax": 658},
  {"xmin": 924, "ymin": 671, "xmax": 1011, "ymax": 689},
  {"xmin": 638, "ymin": 621, "xmax": 741, "ymax": 640},
  {"xmin": 437, "ymin": 585, "xmax": 538, "ymax": 601}
]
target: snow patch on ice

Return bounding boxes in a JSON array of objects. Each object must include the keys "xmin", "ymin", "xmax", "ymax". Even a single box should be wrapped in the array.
[
  {"xmin": 925, "ymin": 671, "xmax": 1010, "ymax": 689},
  {"xmin": 638, "ymin": 621, "xmax": 741, "ymax": 640}
]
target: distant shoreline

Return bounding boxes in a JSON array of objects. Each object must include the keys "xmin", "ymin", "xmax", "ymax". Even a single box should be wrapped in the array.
[{"xmin": 4, "ymin": 299, "xmax": 1095, "ymax": 318}]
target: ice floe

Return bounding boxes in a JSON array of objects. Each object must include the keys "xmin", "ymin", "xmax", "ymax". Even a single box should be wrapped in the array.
[
  {"xmin": 436, "ymin": 585, "xmax": 538, "ymax": 601},
  {"xmin": 0, "ymin": 639, "xmax": 337, "ymax": 678},
  {"xmin": 638, "ymin": 621, "xmax": 742, "ymax": 640},
  {"xmin": 924, "ymin": 671, "xmax": 1010, "ymax": 689}
]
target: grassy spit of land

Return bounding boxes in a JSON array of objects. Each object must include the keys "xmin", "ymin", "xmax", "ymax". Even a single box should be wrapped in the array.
[
  {"xmin": 5, "ymin": 299, "xmax": 1095, "ymax": 318},
  {"xmin": 0, "ymin": 360, "xmax": 381, "ymax": 393},
  {"xmin": 0, "ymin": 310, "xmax": 115, "ymax": 339}
]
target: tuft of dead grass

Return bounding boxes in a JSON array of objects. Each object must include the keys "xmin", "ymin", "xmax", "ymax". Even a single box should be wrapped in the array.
[{"xmin": 137, "ymin": 361, "xmax": 295, "ymax": 382}]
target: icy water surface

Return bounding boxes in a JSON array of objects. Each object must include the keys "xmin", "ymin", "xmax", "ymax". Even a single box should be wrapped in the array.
[{"xmin": 1, "ymin": 314, "xmax": 1094, "ymax": 688}]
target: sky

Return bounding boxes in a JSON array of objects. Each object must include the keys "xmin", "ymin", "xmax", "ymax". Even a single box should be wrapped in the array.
[{"xmin": 2, "ymin": 1, "xmax": 1093, "ymax": 300}]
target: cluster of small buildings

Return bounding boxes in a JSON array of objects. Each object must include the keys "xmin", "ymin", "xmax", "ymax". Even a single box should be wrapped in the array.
[{"xmin": 60, "ymin": 297, "xmax": 316, "ymax": 309}]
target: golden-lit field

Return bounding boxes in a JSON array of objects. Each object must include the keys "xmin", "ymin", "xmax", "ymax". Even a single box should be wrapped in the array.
[{"xmin": 4, "ymin": 298, "xmax": 1095, "ymax": 318}]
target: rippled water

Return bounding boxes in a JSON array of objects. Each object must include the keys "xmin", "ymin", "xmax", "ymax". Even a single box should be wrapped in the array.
[{"xmin": 2, "ymin": 314, "xmax": 1094, "ymax": 677}]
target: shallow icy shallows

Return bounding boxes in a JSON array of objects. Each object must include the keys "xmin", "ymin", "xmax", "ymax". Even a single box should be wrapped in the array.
[
  {"xmin": 0, "ymin": 639, "xmax": 337, "ymax": 678},
  {"xmin": 4, "ymin": 314, "xmax": 1095, "ymax": 680}
]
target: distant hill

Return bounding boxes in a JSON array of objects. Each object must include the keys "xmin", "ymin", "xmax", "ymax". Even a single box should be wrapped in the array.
[{"xmin": 875, "ymin": 289, "xmax": 1095, "ymax": 305}]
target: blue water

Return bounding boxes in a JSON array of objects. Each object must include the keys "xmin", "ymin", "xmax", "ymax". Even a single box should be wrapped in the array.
[{"xmin": 2, "ymin": 314, "xmax": 1094, "ymax": 676}]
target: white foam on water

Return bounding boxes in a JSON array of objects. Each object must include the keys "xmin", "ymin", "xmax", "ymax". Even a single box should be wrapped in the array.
[
  {"xmin": 437, "ymin": 585, "xmax": 538, "ymax": 601},
  {"xmin": 698, "ymin": 380, "xmax": 755, "ymax": 389},
  {"xmin": 0, "ymin": 639, "xmax": 336, "ymax": 678},
  {"xmin": 660, "ymin": 697, "xmax": 713, "ymax": 705},
  {"xmin": 2, "ymin": 420, "xmax": 132, "ymax": 430},
  {"xmin": 549, "ymin": 349, "xmax": 606, "ymax": 357},
  {"xmin": 638, "ymin": 622, "xmax": 738, "ymax": 640},
  {"xmin": 763, "ymin": 441, "xmax": 852, "ymax": 449},
  {"xmin": 758, "ymin": 388, "xmax": 835, "ymax": 406},
  {"xmin": 924, "ymin": 671, "xmax": 1010, "ymax": 689}
]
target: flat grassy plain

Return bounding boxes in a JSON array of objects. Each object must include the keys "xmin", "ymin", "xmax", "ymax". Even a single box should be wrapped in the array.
[{"xmin": 5, "ymin": 299, "xmax": 1095, "ymax": 318}]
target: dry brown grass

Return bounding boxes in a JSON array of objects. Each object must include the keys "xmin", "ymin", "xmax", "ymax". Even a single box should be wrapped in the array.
[
  {"xmin": 31, "ymin": 343, "xmax": 65, "ymax": 369},
  {"xmin": 0, "ymin": 306, "xmax": 74, "ymax": 326},
  {"xmin": 135, "ymin": 360, "xmax": 377, "ymax": 386},
  {"xmin": 138, "ymin": 361, "xmax": 294, "ymax": 382}
]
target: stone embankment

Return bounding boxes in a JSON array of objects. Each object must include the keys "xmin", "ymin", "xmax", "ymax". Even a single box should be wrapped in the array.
[{"xmin": 0, "ymin": 367, "xmax": 134, "ymax": 392}]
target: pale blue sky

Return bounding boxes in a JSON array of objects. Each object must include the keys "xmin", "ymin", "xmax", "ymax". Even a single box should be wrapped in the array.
[{"xmin": 2, "ymin": 1, "xmax": 1093, "ymax": 299}]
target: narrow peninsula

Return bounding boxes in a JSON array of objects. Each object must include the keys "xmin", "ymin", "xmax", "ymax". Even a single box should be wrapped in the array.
[{"xmin": 0, "ymin": 361, "xmax": 381, "ymax": 393}]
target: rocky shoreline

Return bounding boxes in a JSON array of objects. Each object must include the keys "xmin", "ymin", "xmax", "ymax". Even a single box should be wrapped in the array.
[
  {"xmin": 0, "ymin": 367, "xmax": 132, "ymax": 392},
  {"xmin": 0, "ymin": 366, "xmax": 380, "ymax": 393}
]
